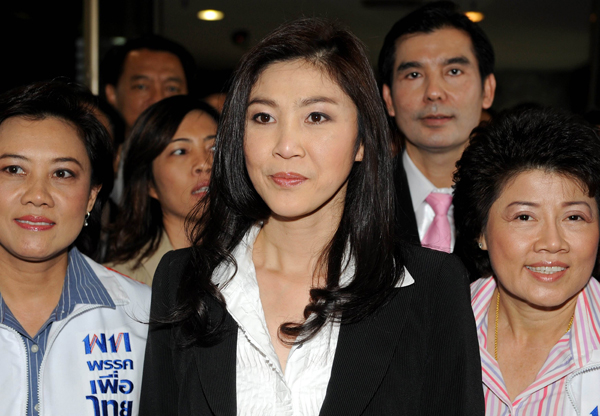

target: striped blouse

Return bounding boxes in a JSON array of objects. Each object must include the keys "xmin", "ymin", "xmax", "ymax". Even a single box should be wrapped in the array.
[
  {"xmin": 0, "ymin": 247, "xmax": 114, "ymax": 416},
  {"xmin": 471, "ymin": 276, "xmax": 600, "ymax": 416}
]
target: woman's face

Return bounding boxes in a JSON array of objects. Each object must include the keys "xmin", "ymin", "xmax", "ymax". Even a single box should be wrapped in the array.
[
  {"xmin": 0, "ymin": 116, "xmax": 99, "ymax": 262},
  {"xmin": 149, "ymin": 110, "xmax": 217, "ymax": 221},
  {"xmin": 480, "ymin": 169, "xmax": 599, "ymax": 309},
  {"xmin": 244, "ymin": 59, "xmax": 363, "ymax": 221}
]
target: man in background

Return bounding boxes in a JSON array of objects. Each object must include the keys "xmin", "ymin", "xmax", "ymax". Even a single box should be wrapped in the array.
[
  {"xmin": 378, "ymin": 1, "xmax": 496, "ymax": 253},
  {"xmin": 101, "ymin": 34, "xmax": 196, "ymax": 135}
]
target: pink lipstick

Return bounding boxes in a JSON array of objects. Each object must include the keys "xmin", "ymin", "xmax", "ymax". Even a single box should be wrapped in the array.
[
  {"xmin": 15, "ymin": 215, "xmax": 56, "ymax": 231},
  {"xmin": 270, "ymin": 172, "xmax": 307, "ymax": 187}
]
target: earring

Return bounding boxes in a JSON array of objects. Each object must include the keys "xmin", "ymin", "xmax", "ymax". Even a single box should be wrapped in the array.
[
  {"xmin": 478, "ymin": 242, "xmax": 483, "ymax": 249},
  {"xmin": 84, "ymin": 212, "xmax": 90, "ymax": 227}
]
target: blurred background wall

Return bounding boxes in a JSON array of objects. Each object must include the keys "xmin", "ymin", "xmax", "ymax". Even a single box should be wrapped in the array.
[{"xmin": 1, "ymin": 0, "xmax": 596, "ymax": 114}]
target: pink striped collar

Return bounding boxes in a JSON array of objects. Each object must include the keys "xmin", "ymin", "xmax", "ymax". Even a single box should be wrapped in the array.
[{"xmin": 470, "ymin": 276, "xmax": 600, "ymax": 409}]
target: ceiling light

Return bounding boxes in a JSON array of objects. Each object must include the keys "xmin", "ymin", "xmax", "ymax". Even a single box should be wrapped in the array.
[
  {"xmin": 465, "ymin": 11, "xmax": 484, "ymax": 23},
  {"xmin": 197, "ymin": 9, "xmax": 224, "ymax": 21},
  {"xmin": 111, "ymin": 37, "xmax": 127, "ymax": 45}
]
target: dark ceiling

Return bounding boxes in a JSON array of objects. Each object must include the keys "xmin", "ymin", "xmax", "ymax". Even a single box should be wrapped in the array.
[
  {"xmin": 1, "ymin": 0, "xmax": 595, "ymax": 111},
  {"xmin": 158, "ymin": 0, "xmax": 593, "ymax": 71}
]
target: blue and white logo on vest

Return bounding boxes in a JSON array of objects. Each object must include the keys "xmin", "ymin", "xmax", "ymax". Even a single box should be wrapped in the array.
[
  {"xmin": 83, "ymin": 332, "xmax": 136, "ymax": 416},
  {"xmin": 83, "ymin": 333, "xmax": 131, "ymax": 354}
]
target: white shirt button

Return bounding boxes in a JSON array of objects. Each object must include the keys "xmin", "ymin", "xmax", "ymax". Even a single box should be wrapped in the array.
[
  {"xmin": 31, "ymin": 344, "xmax": 39, "ymax": 353},
  {"xmin": 34, "ymin": 403, "xmax": 40, "ymax": 412}
]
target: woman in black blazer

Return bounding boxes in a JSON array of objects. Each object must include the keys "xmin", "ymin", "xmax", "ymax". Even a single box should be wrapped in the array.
[{"xmin": 140, "ymin": 17, "xmax": 484, "ymax": 415}]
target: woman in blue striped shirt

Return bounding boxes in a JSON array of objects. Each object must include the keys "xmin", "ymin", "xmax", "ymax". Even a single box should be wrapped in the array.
[{"xmin": 0, "ymin": 80, "xmax": 150, "ymax": 416}]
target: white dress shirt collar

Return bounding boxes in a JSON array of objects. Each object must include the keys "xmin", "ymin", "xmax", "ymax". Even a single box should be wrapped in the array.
[
  {"xmin": 403, "ymin": 149, "xmax": 445, "ymax": 212},
  {"xmin": 212, "ymin": 224, "xmax": 415, "ymax": 290}
]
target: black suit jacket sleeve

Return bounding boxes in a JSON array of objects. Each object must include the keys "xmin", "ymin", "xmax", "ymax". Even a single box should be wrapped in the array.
[
  {"xmin": 139, "ymin": 250, "xmax": 182, "ymax": 416},
  {"xmin": 140, "ymin": 249, "xmax": 238, "ymax": 416},
  {"xmin": 416, "ymin": 252, "xmax": 483, "ymax": 414}
]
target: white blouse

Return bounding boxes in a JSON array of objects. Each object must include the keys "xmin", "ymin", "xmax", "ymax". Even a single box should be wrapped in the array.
[{"xmin": 212, "ymin": 226, "xmax": 414, "ymax": 416}]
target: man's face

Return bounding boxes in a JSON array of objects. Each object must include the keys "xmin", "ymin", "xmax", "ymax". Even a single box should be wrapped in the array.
[
  {"xmin": 382, "ymin": 27, "xmax": 495, "ymax": 155},
  {"xmin": 105, "ymin": 49, "xmax": 188, "ymax": 130}
]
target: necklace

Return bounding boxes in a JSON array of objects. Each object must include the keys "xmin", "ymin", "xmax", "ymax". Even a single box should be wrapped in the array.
[{"xmin": 494, "ymin": 290, "xmax": 575, "ymax": 361}]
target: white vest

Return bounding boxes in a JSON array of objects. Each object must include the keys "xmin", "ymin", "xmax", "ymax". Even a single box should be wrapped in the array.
[{"xmin": 0, "ymin": 256, "xmax": 151, "ymax": 416}]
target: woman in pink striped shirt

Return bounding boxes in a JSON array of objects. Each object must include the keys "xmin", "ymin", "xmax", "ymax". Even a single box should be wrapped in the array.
[{"xmin": 453, "ymin": 107, "xmax": 600, "ymax": 416}]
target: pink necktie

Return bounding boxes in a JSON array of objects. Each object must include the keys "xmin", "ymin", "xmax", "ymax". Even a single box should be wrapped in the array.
[{"xmin": 422, "ymin": 192, "xmax": 453, "ymax": 253}]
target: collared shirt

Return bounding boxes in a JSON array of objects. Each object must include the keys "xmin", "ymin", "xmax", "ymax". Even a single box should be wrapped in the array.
[
  {"xmin": 471, "ymin": 276, "xmax": 600, "ymax": 415},
  {"xmin": 212, "ymin": 225, "xmax": 414, "ymax": 416},
  {"xmin": 0, "ymin": 247, "xmax": 115, "ymax": 416},
  {"xmin": 403, "ymin": 149, "xmax": 455, "ymax": 251}
]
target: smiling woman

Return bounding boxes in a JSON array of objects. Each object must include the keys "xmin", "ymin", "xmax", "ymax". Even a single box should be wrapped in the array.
[
  {"xmin": 453, "ymin": 107, "xmax": 600, "ymax": 415},
  {"xmin": 104, "ymin": 95, "xmax": 219, "ymax": 286},
  {"xmin": 0, "ymin": 117, "xmax": 98, "ymax": 261},
  {"xmin": 0, "ymin": 80, "xmax": 150, "ymax": 416},
  {"xmin": 140, "ymin": 17, "xmax": 484, "ymax": 416},
  {"xmin": 244, "ymin": 59, "xmax": 363, "ymax": 222}
]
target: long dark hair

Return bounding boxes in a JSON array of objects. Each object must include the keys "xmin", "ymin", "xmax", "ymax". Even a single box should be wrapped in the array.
[
  {"xmin": 174, "ymin": 18, "xmax": 404, "ymax": 346},
  {"xmin": 105, "ymin": 95, "xmax": 219, "ymax": 268}
]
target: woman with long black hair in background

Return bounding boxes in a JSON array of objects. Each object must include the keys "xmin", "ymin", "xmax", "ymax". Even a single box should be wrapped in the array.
[{"xmin": 105, "ymin": 96, "xmax": 218, "ymax": 285}]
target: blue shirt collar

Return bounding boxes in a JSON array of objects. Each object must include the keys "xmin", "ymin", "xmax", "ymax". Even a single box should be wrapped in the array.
[{"xmin": 0, "ymin": 247, "xmax": 115, "ymax": 324}]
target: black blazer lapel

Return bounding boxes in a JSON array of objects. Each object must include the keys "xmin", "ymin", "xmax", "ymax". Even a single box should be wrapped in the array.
[
  {"xmin": 319, "ymin": 285, "xmax": 415, "ymax": 416},
  {"xmin": 393, "ymin": 155, "xmax": 420, "ymax": 246},
  {"xmin": 193, "ymin": 311, "xmax": 238, "ymax": 416}
]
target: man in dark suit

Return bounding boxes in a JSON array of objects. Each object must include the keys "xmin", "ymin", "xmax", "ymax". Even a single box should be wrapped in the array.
[{"xmin": 378, "ymin": 1, "xmax": 496, "ymax": 253}]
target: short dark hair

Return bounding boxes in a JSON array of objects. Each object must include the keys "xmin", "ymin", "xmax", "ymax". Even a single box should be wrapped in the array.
[
  {"xmin": 105, "ymin": 95, "xmax": 219, "ymax": 268},
  {"xmin": 100, "ymin": 35, "xmax": 197, "ymax": 95},
  {"xmin": 453, "ymin": 107, "xmax": 600, "ymax": 279},
  {"xmin": 378, "ymin": 1, "xmax": 494, "ymax": 88},
  {"xmin": 174, "ymin": 17, "xmax": 404, "ymax": 346},
  {"xmin": 0, "ymin": 79, "xmax": 114, "ymax": 255}
]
